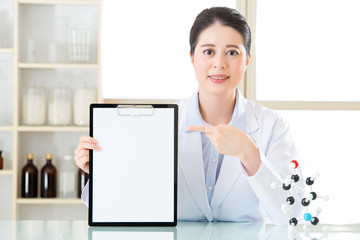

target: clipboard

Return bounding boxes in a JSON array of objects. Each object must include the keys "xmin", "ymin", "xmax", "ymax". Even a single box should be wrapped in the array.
[{"xmin": 89, "ymin": 104, "xmax": 178, "ymax": 226}]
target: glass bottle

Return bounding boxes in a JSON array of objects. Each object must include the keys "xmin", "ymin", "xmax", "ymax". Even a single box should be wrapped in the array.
[
  {"xmin": 26, "ymin": 38, "xmax": 36, "ymax": 63},
  {"xmin": 0, "ymin": 150, "xmax": 3, "ymax": 170},
  {"xmin": 78, "ymin": 168, "xmax": 89, "ymax": 198},
  {"xmin": 41, "ymin": 153, "xmax": 57, "ymax": 198},
  {"xmin": 48, "ymin": 87, "xmax": 72, "ymax": 126},
  {"xmin": 69, "ymin": 28, "xmax": 91, "ymax": 63},
  {"xmin": 59, "ymin": 155, "xmax": 76, "ymax": 198},
  {"xmin": 22, "ymin": 83, "xmax": 46, "ymax": 125},
  {"xmin": 21, "ymin": 153, "xmax": 38, "ymax": 198}
]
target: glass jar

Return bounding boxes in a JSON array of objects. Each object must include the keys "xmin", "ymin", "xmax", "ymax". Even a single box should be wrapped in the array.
[
  {"xmin": 22, "ymin": 84, "xmax": 46, "ymax": 125},
  {"xmin": 73, "ymin": 87, "xmax": 96, "ymax": 126},
  {"xmin": 59, "ymin": 155, "xmax": 76, "ymax": 198},
  {"xmin": 0, "ymin": 55, "xmax": 12, "ymax": 126},
  {"xmin": 48, "ymin": 87, "xmax": 72, "ymax": 126}
]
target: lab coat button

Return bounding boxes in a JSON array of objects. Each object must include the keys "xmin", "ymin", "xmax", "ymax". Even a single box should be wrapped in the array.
[{"xmin": 208, "ymin": 186, "xmax": 213, "ymax": 190}]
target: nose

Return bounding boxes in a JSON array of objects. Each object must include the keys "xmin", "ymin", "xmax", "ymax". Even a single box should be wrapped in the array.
[{"xmin": 213, "ymin": 54, "xmax": 226, "ymax": 69}]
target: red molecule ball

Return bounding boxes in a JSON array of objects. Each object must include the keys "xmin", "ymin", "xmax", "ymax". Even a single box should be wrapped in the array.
[{"xmin": 291, "ymin": 160, "xmax": 299, "ymax": 169}]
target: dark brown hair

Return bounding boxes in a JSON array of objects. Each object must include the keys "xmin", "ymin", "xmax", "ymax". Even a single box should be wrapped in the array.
[{"xmin": 190, "ymin": 7, "xmax": 251, "ymax": 57}]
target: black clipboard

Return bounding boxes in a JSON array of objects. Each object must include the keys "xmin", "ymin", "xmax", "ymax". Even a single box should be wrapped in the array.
[{"xmin": 89, "ymin": 104, "xmax": 178, "ymax": 226}]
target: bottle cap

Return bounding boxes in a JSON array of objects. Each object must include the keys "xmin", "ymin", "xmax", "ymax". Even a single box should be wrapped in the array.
[
  {"xmin": 46, "ymin": 153, "xmax": 52, "ymax": 160},
  {"xmin": 27, "ymin": 153, "xmax": 33, "ymax": 159}
]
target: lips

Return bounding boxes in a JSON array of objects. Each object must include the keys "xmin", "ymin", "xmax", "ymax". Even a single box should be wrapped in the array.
[{"xmin": 209, "ymin": 74, "xmax": 229, "ymax": 84}]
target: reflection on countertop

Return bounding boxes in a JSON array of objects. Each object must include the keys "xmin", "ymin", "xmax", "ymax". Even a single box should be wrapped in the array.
[{"xmin": 1, "ymin": 220, "xmax": 360, "ymax": 240}]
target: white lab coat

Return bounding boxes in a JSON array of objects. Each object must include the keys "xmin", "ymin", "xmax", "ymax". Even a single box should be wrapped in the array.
[
  {"xmin": 82, "ymin": 90, "xmax": 302, "ymax": 225},
  {"xmin": 176, "ymin": 91, "xmax": 302, "ymax": 224}
]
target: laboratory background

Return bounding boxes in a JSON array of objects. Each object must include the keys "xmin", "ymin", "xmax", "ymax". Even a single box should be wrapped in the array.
[{"xmin": 0, "ymin": 0, "xmax": 359, "ymax": 231}]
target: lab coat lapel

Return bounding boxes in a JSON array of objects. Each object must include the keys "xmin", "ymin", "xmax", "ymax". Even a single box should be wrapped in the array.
[
  {"xmin": 210, "ymin": 155, "xmax": 241, "ymax": 211},
  {"xmin": 179, "ymin": 131, "xmax": 213, "ymax": 221}
]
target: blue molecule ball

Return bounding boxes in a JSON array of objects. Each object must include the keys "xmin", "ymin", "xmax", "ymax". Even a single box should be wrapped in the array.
[{"xmin": 303, "ymin": 213, "xmax": 312, "ymax": 221}]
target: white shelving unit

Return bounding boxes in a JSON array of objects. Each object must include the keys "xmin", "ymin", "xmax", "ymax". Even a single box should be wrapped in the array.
[
  {"xmin": 0, "ymin": 0, "xmax": 101, "ymax": 220},
  {"xmin": 0, "ymin": 49, "xmax": 14, "ymax": 53}
]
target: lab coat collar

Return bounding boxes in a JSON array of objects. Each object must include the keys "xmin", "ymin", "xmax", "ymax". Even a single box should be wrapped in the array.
[
  {"xmin": 184, "ymin": 88, "xmax": 257, "ymax": 134},
  {"xmin": 184, "ymin": 89, "xmax": 206, "ymax": 128}
]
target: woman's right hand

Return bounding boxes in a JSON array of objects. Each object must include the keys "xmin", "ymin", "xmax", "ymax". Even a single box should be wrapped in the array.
[{"xmin": 74, "ymin": 136, "xmax": 101, "ymax": 174}]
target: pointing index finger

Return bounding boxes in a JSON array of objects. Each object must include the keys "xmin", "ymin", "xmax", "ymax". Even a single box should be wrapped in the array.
[{"xmin": 186, "ymin": 125, "xmax": 214, "ymax": 133}]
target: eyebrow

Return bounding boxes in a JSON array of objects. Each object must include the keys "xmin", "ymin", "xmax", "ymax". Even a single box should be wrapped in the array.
[{"xmin": 200, "ymin": 44, "xmax": 241, "ymax": 49}]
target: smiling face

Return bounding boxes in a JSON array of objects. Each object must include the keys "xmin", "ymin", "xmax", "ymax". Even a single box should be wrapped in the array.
[{"xmin": 191, "ymin": 22, "xmax": 250, "ymax": 97}]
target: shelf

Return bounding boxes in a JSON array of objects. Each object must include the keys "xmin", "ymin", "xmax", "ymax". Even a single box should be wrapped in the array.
[
  {"xmin": 18, "ymin": 0, "xmax": 99, "ymax": 5},
  {"xmin": 17, "ymin": 198, "xmax": 83, "ymax": 204},
  {"xmin": 0, "ymin": 126, "xmax": 14, "ymax": 131},
  {"xmin": 0, "ymin": 170, "xmax": 13, "ymax": 175},
  {"xmin": 0, "ymin": 48, "xmax": 13, "ymax": 53},
  {"xmin": 17, "ymin": 126, "xmax": 88, "ymax": 132},
  {"xmin": 18, "ymin": 63, "xmax": 98, "ymax": 69},
  {"xmin": 0, "ymin": 0, "xmax": 101, "ymax": 220}
]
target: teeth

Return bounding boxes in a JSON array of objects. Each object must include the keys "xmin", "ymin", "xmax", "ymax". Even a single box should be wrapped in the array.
[{"xmin": 211, "ymin": 76, "xmax": 228, "ymax": 80}]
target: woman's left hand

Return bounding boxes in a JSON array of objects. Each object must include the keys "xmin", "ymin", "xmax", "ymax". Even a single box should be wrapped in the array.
[{"xmin": 186, "ymin": 124, "xmax": 261, "ymax": 176}]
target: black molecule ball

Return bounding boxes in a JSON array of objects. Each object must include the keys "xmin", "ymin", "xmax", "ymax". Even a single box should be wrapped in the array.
[
  {"xmin": 301, "ymin": 198, "xmax": 310, "ymax": 206},
  {"xmin": 286, "ymin": 196, "xmax": 295, "ymax": 205},
  {"xmin": 309, "ymin": 192, "xmax": 317, "ymax": 200},
  {"xmin": 306, "ymin": 177, "xmax": 314, "ymax": 185},
  {"xmin": 289, "ymin": 217, "xmax": 298, "ymax": 226},
  {"xmin": 282, "ymin": 183, "xmax": 291, "ymax": 190},
  {"xmin": 291, "ymin": 174, "xmax": 300, "ymax": 182},
  {"xmin": 311, "ymin": 217, "xmax": 319, "ymax": 225}
]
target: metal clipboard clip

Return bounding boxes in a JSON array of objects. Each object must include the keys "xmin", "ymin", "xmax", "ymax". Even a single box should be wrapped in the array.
[{"xmin": 117, "ymin": 105, "xmax": 154, "ymax": 117}]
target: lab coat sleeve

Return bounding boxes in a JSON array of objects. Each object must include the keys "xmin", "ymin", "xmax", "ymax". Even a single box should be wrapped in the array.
[
  {"xmin": 81, "ymin": 180, "xmax": 89, "ymax": 207},
  {"xmin": 244, "ymin": 115, "xmax": 303, "ymax": 225}
]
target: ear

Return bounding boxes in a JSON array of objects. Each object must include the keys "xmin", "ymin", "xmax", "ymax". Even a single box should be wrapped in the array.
[
  {"xmin": 246, "ymin": 52, "xmax": 251, "ymax": 66},
  {"xmin": 190, "ymin": 51, "xmax": 194, "ymax": 64}
]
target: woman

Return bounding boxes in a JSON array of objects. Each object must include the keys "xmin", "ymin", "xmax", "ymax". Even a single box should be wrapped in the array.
[{"xmin": 74, "ymin": 7, "xmax": 302, "ymax": 224}]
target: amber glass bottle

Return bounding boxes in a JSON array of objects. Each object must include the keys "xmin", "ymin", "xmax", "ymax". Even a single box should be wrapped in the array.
[
  {"xmin": 21, "ymin": 153, "xmax": 38, "ymax": 198},
  {"xmin": 78, "ymin": 168, "xmax": 89, "ymax": 198},
  {"xmin": 41, "ymin": 153, "xmax": 57, "ymax": 198},
  {"xmin": 0, "ymin": 150, "xmax": 3, "ymax": 169}
]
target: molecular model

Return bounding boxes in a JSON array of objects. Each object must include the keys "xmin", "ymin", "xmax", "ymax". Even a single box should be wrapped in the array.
[{"xmin": 271, "ymin": 160, "xmax": 329, "ymax": 240}]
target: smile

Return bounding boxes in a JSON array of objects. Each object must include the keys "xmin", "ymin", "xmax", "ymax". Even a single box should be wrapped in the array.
[{"xmin": 209, "ymin": 75, "xmax": 229, "ymax": 83}]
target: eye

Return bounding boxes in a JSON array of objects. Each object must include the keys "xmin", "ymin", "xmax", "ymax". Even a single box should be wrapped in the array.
[
  {"xmin": 227, "ymin": 50, "xmax": 239, "ymax": 56},
  {"xmin": 203, "ymin": 49, "xmax": 214, "ymax": 55}
]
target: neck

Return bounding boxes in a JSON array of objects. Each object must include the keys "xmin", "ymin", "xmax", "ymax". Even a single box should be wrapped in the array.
[{"xmin": 198, "ymin": 89, "xmax": 236, "ymax": 126}]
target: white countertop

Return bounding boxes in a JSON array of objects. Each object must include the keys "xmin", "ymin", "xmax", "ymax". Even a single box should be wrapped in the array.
[{"xmin": 1, "ymin": 220, "xmax": 360, "ymax": 240}]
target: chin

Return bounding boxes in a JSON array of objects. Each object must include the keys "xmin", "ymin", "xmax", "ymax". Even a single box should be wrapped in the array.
[{"xmin": 202, "ymin": 85, "xmax": 235, "ymax": 96}]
